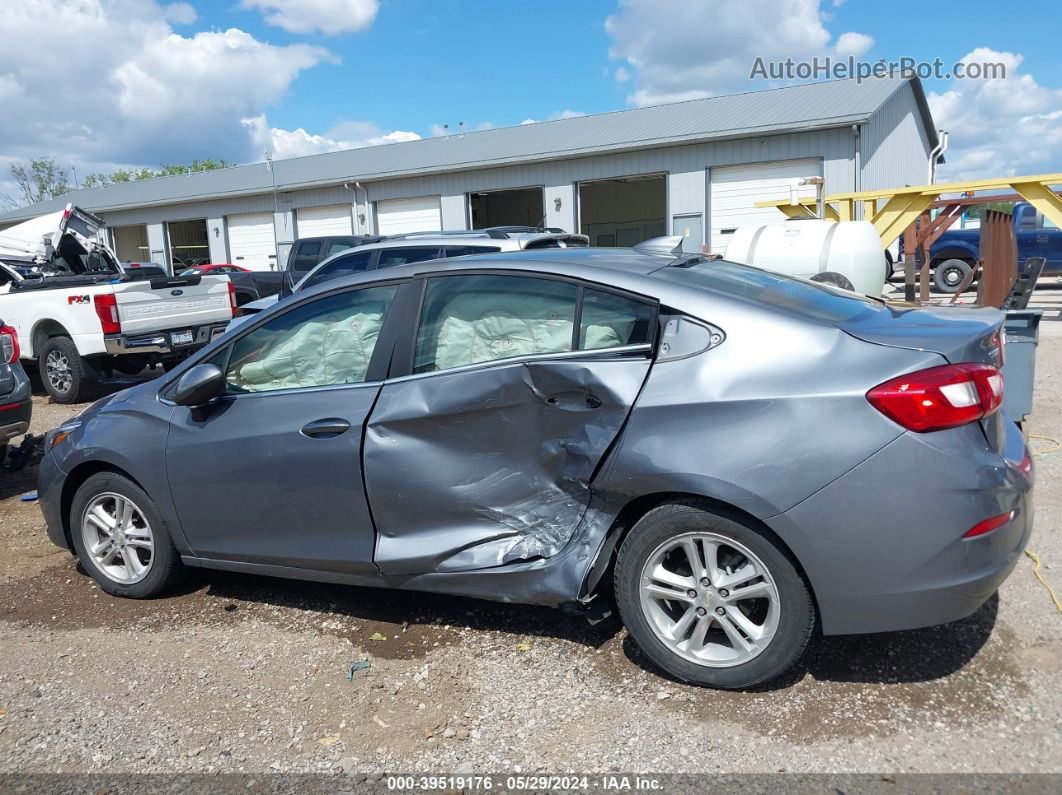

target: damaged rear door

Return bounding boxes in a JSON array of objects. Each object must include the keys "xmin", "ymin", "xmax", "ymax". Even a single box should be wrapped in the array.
[{"xmin": 364, "ymin": 273, "xmax": 657, "ymax": 575}]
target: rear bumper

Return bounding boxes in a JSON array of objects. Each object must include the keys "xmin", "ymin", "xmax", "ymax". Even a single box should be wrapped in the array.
[
  {"xmin": 104, "ymin": 322, "xmax": 229, "ymax": 356},
  {"xmin": 769, "ymin": 418, "xmax": 1033, "ymax": 635}
]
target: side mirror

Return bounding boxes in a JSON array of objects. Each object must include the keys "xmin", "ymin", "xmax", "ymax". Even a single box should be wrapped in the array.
[{"xmin": 172, "ymin": 363, "xmax": 224, "ymax": 407}]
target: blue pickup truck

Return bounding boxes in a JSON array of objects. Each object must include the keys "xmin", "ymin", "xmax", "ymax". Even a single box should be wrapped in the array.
[{"xmin": 919, "ymin": 201, "xmax": 1062, "ymax": 292}]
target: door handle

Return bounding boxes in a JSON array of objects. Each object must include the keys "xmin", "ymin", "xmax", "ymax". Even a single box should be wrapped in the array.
[{"xmin": 301, "ymin": 418, "xmax": 351, "ymax": 439}]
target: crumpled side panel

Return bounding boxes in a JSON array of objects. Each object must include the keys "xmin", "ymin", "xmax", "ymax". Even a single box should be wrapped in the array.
[{"xmin": 364, "ymin": 357, "xmax": 650, "ymax": 575}]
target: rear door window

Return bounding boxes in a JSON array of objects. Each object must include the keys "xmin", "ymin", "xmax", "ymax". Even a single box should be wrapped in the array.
[
  {"xmin": 579, "ymin": 288, "xmax": 656, "ymax": 350},
  {"xmin": 327, "ymin": 241, "xmax": 354, "ymax": 256},
  {"xmin": 413, "ymin": 274, "xmax": 578, "ymax": 373},
  {"xmin": 301, "ymin": 251, "xmax": 373, "ymax": 290},
  {"xmin": 376, "ymin": 247, "xmax": 442, "ymax": 269}
]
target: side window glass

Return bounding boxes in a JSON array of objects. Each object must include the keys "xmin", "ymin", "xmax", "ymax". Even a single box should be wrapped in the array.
[
  {"xmin": 291, "ymin": 242, "xmax": 321, "ymax": 273},
  {"xmin": 328, "ymin": 241, "xmax": 354, "ymax": 256},
  {"xmin": 302, "ymin": 251, "xmax": 373, "ymax": 290},
  {"xmin": 579, "ymin": 288, "xmax": 656, "ymax": 351},
  {"xmin": 414, "ymin": 275, "xmax": 577, "ymax": 373},
  {"xmin": 444, "ymin": 245, "xmax": 502, "ymax": 257},
  {"xmin": 224, "ymin": 285, "xmax": 397, "ymax": 393},
  {"xmin": 377, "ymin": 247, "xmax": 441, "ymax": 269}
]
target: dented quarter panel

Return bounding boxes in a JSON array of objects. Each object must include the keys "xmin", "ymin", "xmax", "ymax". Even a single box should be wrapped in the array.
[{"xmin": 365, "ymin": 356, "xmax": 651, "ymax": 575}]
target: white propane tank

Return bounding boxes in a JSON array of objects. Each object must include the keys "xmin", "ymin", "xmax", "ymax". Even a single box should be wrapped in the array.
[{"xmin": 723, "ymin": 219, "xmax": 887, "ymax": 296}]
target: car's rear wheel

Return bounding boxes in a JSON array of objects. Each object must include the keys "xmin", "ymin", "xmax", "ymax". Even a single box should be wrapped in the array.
[
  {"xmin": 615, "ymin": 501, "xmax": 814, "ymax": 689},
  {"xmin": 69, "ymin": 472, "xmax": 183, "ymax": 598}
]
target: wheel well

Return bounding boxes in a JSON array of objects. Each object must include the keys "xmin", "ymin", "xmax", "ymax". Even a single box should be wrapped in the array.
[
  {"xmin": 931, "ymin": 252, "xmax": 976, "ymax": 266},
  {"xmin": 31, "ymin": 319, "xmax": 71, "ymax": 359},
  {"xmin": 58, "ymin": 461, "xmax": 146, "ymax": 549},
  {"xmin": 588, "ymin": 491, "xmax": 820, "ymax": 615}
]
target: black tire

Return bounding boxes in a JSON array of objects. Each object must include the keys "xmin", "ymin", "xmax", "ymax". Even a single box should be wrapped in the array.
[
  {"xmin": 933, "ymin": 258, "xmax": 973, "ymax": 294},
  {"xmin": 810, "ymin": 271, "xmax": 855, "ymax": 291},
  {"xmin": 38, "ymin": 336, "xmax": 95, "ymax": 404},
  {"xmin": 69, "ymin": 471, "xmax": 184, "ymax": 598},
  {"xmin": 615, "ymin": 501, "xmax": 814, "ymax": 689}
]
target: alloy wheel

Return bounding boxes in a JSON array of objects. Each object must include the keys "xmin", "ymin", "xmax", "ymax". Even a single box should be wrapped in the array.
[
  {"xmin": 80, "ymin": 492, "xmax": 155, "ymax": 584},
  {"xmin": 638, "ymin": 532, "xmax": 780, "ymax": 667},
  {"xmin": 46, "ymin": 350, "xmax": 73, "ymax": 395}
]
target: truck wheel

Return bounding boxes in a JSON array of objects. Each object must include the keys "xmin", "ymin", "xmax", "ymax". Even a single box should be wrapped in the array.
[
  {"xmin": 39, "ymin": 336, "xmax": 96, "ymax": 404},
  {"xmin": 933, "ymin": 259, "xmax": 973, "ymax": 293}
]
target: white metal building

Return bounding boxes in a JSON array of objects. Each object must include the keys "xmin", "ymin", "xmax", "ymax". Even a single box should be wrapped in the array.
[{"xmin": 0, "ymin": 76, "xmax": 938, "ymax": 271}]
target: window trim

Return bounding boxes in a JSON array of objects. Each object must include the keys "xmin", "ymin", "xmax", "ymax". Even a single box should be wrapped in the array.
[
  {"xmin": 158, "ymin": 277, "xmax": 411, "ymax": 404},
  {"xmin": 393, "ymin": 269, "xmax": 659, "ymax": 381}
]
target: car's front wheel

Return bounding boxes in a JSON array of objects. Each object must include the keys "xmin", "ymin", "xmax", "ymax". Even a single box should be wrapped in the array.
[
  {"xmin": 69, "ymin": 472, "xmax": 184, "ymax": 598},
  {"xmin": 615, "ymin": 501, "xmax": 814, "ymax": 689}
]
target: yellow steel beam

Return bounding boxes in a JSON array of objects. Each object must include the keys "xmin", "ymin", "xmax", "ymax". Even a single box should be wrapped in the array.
[
  {"xmin": 1012, "ymin": 181, "xmax": 1062, "ymax": 230},
  {"xmin": 771, "ymin": 203, "xmax": 818, "ymax": 220},
  {"xmin": 754, "ymin": 197, "xmax": 840, "ymax": 221},
  {"xmin": 870, "ymin": 192, "xmax": 936, "ymax": 245}
]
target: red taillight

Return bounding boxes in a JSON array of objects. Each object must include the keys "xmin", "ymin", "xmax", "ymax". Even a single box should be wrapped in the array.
[
  {"xmin": 964, "ymin": 510, "xmax": 1014, "ymax": 538},
  {"xmin": 227, "ymin": 281, "xmax": 237, "ymax": 316},
  {"xmin": 0, "ymin": 324, "xmax": 19, "ymax": 364},
  {"xmin": 93, "ymin": 293, "xmax": 121, "ymax": 335},
  {"xmin": 867, "ymin": 363, "xmax": 1003, "ymax": 432}
]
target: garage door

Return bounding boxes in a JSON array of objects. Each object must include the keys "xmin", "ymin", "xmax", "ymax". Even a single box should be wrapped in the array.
[
  {"xmin": 709, "ymin": 159, "xmax": 821, "ymax": 254},
  {"xmin": 227, "ymin": 212, "xmax": 277, "ymax": 270},
  {"xmin": 297, "ymin": 204, "xmax": 353, "ymax": 237},
  {"xmin": 376, "ymin": 196, "xmax": 442, "ymax": 236}
]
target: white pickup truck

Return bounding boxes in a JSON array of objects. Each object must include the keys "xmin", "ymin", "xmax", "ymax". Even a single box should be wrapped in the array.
[{"xmin": 0, "ymin": 205, "xmax": 235, "ymax": 403}]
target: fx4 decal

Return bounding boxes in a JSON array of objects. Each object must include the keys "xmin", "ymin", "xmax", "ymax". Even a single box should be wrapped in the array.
[{"xmin": 67, "ymin": 295, "xmax": 91, "ymax": 305}]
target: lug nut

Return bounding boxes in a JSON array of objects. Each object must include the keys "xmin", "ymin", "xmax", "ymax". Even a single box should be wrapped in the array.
[
  {"xmin": 700, "ymin": 578, "xmax": 711, "ymax": 587},
  {"xmin": 719, "ymin": 589, "xmax": 729, "ymax": 598},
  {"xmin": 686, "ymin": 589, "xmax": 698, "ymax": 599},
  {"xmin": 715, "ymin": 607, "xmax": 726, "ymax": 616},
  {"xmin": 695, "ymin": 607, "xmax": 707, "ymax": 616}
]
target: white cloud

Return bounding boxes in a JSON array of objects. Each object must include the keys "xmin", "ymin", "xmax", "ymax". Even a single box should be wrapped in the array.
[
  {"xmin": 162, "ymin": 1, "xmax": 196, "ymax": 24},
  {"xmin": 240, "ymin": 0, "xmax": 379, "ymax": 36},
  {"xmin": 929, "ymin": 48, "xmax": 1062, "ymax": 180},
  {"xmin": 834, "ymin": 31, "xmax": 873, "ymax": 58},
  {"xmin": 243, "ymin": 116, "xmax": 420, "ymax": 159},
  {"xmin": 605, "ymin": 0, "xmax": 874, "ymax": 105},
  {"xmin": 518, "ymin": 110, "xmax": 587, "ymax": 125},
  {"xmin": 0, "ymin": 0, "xmax": 347, "ymax": 202}
]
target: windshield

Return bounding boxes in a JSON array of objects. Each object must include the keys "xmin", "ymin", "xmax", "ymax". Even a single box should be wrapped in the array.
[{"xmin": 659, "ymin": 258, "xmax": 883, "ymax": 325}]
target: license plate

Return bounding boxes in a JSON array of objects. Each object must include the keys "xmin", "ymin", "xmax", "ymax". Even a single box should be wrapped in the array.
[{"xmin": 170, "ymin": 329, "xmax": 194, "ymax": 346}]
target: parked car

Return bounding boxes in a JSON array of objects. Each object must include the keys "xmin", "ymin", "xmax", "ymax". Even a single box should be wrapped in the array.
[
  {"xmin": 902, "ymin": 201, "xmax": 1062, "ymax": 293},
  {"xmin": 38, "ymin": 247, "xmax": 1032, "ymax": 689},
  {"xmin": 0, "ymin": 205, "xmax": 236, "ymax": 402},
  {"xmin": 178, "ymin": 264, "xmax": 251, "ymax": 276},
  {"xmin": 230, "ymin": 229, "xmax": 590, "ymax": 327},
  {"xmin": 1, "ymin": 320, "xmax": 32, "ymax": 464}
]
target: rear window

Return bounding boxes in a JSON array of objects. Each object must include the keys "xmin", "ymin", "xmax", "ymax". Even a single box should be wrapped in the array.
[{"xmin": 660, "ymin": 259, "xmax": 881, "ymax": 324}]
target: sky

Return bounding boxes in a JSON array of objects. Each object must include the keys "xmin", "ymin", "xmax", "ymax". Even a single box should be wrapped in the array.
[{"xmin": 1, "ymin": 0, "xmax": 1060, "ymax": 203}]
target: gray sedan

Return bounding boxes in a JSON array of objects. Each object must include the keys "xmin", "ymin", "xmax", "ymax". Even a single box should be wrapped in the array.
[{"xmin": 36, "ymin": 248, "xmax": 1033, "ymax": 689}]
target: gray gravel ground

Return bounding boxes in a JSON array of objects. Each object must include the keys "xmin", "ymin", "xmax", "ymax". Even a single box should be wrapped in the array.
[{"xmin": 0, "ymin": 288, "xmax": 1060, "ymax": 777}]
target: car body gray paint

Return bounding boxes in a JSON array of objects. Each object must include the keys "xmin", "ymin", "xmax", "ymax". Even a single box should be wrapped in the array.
[{"xmin": 37, "ymin": 248, "xmax": 1031, "ymax": 637}]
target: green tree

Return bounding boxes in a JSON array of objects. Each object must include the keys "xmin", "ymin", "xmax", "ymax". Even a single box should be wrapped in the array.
[
  {"xmin": 965, "ymin": 201, "xmax": 1016, "ymax": 220},
  {"xmin": 81, "ymin": 158, "xmax": 234, "ymax": 189},
  {"xmin": 5, "ymin": 157, "xmax": 71, "ymax": 207}
]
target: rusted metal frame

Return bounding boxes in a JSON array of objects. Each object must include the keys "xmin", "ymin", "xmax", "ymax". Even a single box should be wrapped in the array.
[{"xmin": 948, "ymin": 261, "xmax": 981, "ymax": 303}]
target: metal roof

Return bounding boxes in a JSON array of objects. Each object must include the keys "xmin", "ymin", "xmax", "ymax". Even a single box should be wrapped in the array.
[{"xmin": 0, "ymin": 76, "xmax": 934, "ymax": 223}]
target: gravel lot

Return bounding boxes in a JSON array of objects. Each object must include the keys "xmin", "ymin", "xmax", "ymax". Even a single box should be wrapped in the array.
[{"xmin": 1, "ymin": 288, "xmax": 1061, "ymax": 777}]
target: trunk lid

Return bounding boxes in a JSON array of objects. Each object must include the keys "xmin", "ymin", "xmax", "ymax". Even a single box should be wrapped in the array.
[
  {"xmin": 112, "ymin": 274, "xmax": 233, "ymax": 335},
  {"xmin": 839, "ymin": 302, "xmax": 1004, "ymax": 365}
]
